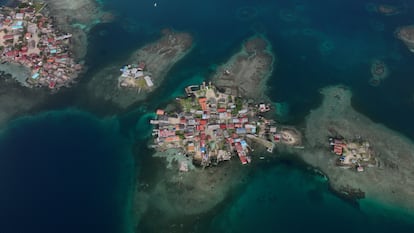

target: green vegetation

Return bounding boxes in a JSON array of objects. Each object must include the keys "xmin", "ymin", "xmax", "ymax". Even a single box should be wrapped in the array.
[
  {"xmin": 136, "ymin": 77, "xmax": 147, "ymax": 88},
  {"xmin": 34, "ymin": 3, "xmax": 45, "ymax": 12},
  {"xmin": 18, "ymin": 2, "xmax": 30, "ymax": 8},
  {"xmin": 179, "ymin": 97, "xmax": 194, "ymax": 112},
  {"xmin": 235, "ymin": 97, "xmax": 243, "ymax": 111},
  {"xmin": 14, "ymin": 43, "xmax": 23, "ymax": 51}
]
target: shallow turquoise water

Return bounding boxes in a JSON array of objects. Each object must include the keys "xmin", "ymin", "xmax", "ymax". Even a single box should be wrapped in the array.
[
  {"xmin": 2, "ymin": 0, "xmax": 414, "ymax": 232},
  {"xmin": 208, "ymin": 163, "xmax": 414, "ymax": 233}
]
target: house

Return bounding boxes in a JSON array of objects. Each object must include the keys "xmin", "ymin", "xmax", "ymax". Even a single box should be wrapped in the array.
[
  {"xmin": 165, "ymin": 136, "xmax": 180, "ymax": 143},
  {"xmin": 15, "ymin": 13, "xmax": 24, "ymax": 20},
  {"xmin": 144, "ymin": 76, "xmax": 153, "ymax": 87},
  {"xmin": 27, "ymin": 24, "xmax": 37, "ymax": 34},
  {"xmin": 236, "ymin": 128, "xmax": 247, "ymax": 134},
  {"xmin": 198, "ymin": 97, "xmax": 207, "ymax": 111}
]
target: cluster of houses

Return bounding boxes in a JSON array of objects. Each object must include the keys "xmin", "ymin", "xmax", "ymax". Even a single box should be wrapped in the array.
[
  {"xmin": 0, "ymin": 1, "xmax": 82, "ymax": 90},
  {"xmin": 329, "ymin": 137, "xmax": 375, "ymax": 172},
  {"xmin": 118, "ymin": 62, "xmax": 154, "ymax": 89},
  {"xmin": 150, "ymin": 82, "xmax": 289, "ymax": 167}
]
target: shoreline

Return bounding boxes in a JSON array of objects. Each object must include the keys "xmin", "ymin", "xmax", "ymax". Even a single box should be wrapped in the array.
[
  {"xmin": 298, "ymin": 85, "xmax": 414, "ymax": 214},
  {"xmin": 132, "ymin": 35, "xmax": 284, "ymax": 231},
  {"xmin": 0, "ymin": 0, "xmax": 106, "ymax": 126},
  {"xmin": 211, "ymin": 35, "xmax": 275, "ymax": 102},
  {"xmin": 87, "ymin": 29, "xmax": 193, "ymax": 109}
]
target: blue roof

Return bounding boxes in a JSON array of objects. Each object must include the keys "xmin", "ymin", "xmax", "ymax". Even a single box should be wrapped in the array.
[
  {"xmin": 241, "ymin": 140, "xmax": 247, "ymax": 149},
  {"xmin": 11, "ymin": 25, "xmax": 23, "ymax": 30},
  {"xmin": 31, "ymin": 73, "xmax": 39, "ymax": 79},
  {"xmin": 236, "ymin": 128, "xmax": 247, "ymax": 134}
]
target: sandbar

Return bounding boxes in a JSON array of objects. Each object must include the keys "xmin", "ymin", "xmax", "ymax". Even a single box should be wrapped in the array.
[
  {"xmin": 298, "ymin": 85, "xmax": 414, "ymax": 212},
  {"xmin": 87, "ymin": 29, "xmax": 193, "ymax": 109}
]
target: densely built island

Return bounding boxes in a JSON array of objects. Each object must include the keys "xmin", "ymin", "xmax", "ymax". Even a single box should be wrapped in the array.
[
  {"xmin": 0, "ymin": 0, "xmax": 82, "ymax": 91},
  {"xmin": 150, "ymin": 82, "xmax": 301, "ymax": 171}
]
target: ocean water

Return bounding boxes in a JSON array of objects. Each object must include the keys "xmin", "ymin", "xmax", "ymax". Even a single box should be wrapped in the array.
[
  {"xmin": 2, "ymin": 0, "xmax": 414, "ymax": 232},
  {"xmin": 0, "ymin": 110, "xmax": 134, "ymax": 233},
  {"xmin": 208, "ymin": 161, "xmax": 414, "ymax": 233}
]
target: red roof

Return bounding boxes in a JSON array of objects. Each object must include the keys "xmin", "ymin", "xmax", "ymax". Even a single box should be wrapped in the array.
[
  {"xmin": 156, "ymin": 109, "xmax": 164, "ymax": 115},
  {"xmin": 49, "ymin": 81, "xmax": 56, "ymax": 88},
  {"xmin": 239, "ymin": 155, "xmax": 248, "ymax": 165},
  {"xmin": 220, "ymin": 124, "xmax": 227, "ymax": 129},
  {"xmin": 200, "ymin": 119, "xmax": 207, "ymax": 125},
  {"xmin": 218, "ymin": 108, "xmax": 226, "ymax": 113},
  {"xmin": 3, "ymin": 35, "xmax": 14, "ymax": 40},
  {"xmin": 138, "ymin": 62, "xmax": 145, "ymax": 70},
  {"xmin": 198, "ymin": 97, "xmax": 208, "ymax": 111},
  {"xmin": 6, "ymin": 51, "xmax": 14, "ymax": 57}
]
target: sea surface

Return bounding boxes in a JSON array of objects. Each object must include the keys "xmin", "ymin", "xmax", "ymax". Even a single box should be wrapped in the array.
[{"xmin": 1, "ymin": 0, "xmax": 414, "ymax": 232}]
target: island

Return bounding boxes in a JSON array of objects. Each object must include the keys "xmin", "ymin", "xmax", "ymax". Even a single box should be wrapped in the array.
[
  {"xmin": 299, "ymin": 85, "xmax": 414, "ymax": 210},
  {"xmin": 375, "ymin": 4, "xmax": 402, "ymax": 16},
  {"xmin": 43, "ymin": 0, "xmax": 112, "ymax": 59},
  {"xmin": 0, "ymin": 0, "xmax": 84, "ymax": 91},
  {"xmin": 396, "ymin": 25, "xmax": 414, "ymax": 53},
  {"xmin": 133, "ymin": 36, "xmax": 299, "ymax": 231},
  {"xmin": 87, "ymin": 29, "xmax": 193, "ymax": 109},
  {"xmin": 150, "ymin": 82, "xmax": 300, "ymax": 171},
  {"xmin": 211, "ymin": 36, "xmax": 275, "ymax": 101},
  {"xmin": 369, "ymin": 59, "xmax": 389, "ymax": 86}
]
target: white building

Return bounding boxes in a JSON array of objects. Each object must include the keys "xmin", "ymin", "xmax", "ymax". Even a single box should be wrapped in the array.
[{"xmin": 144, "ymin": 76, "xmax": 154, "ymax": 87}]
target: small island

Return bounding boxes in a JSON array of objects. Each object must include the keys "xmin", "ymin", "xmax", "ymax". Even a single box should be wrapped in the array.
[
  {"xmin": 87, "ymin": 29, "xmax": 193, "ymax": 108},
  {"xmin": 211, "ymin": 36, "xmax": 275, "ymax": 101},
  {"xmin": 396, "ymin": 25, "xmax": 414, "ymax": 53},
  {"xmin": 150, "ymin": 82, "xmax": 300, "ymax": 171},
  {"xmin": 375, "ymin": 4, "xmax": 402, "ymax": 16},
  {"xmin": 301, "ymin": 86, "xmax": 414, "ymax": 210},
  {"xmin": 369, "ymin": 59, "xmax": 389, "ymax": 86},
  {"xmin": 0, "ymin": 0, "xmax": 83, "ymax": 91}
]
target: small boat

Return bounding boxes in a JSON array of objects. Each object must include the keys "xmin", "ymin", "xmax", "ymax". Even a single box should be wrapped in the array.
[{"xmin": 154, "ymin": 2, "xmax": 157, "ymax": 7}]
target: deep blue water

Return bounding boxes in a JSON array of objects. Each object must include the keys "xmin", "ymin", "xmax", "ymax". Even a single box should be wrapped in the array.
[
  {"xmin": 2, "ymin": 0, "xmax": 414, "ymax": 232},
  {"xmin": 0, "ymin": 110, "xmax": 133, "ymax": 233}
]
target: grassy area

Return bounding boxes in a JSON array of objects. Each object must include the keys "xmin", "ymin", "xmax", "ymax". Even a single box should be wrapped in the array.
[
  {"xmin": 135, "ymin": 78, "xmax": 147, "ymax": 88},
  {"xmin": 179, "ymin": 97, "xmax": 195, "ymax": 112},
  {"xmin": 34, "ymin": 3, "xmax": 45, "ymax": 12}
]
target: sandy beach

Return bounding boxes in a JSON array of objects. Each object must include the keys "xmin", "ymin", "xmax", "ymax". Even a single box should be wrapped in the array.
[
  {"xmin": 211, "ymin": 36, "xmax": 275, "ymax": 101},
  {"xmin": 87, "ymin": 29, "xmax": 193, "ymax": 109},
  {"xmin": 297, "ymin": 85, "xmax": 414, "ymax": 212}
]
